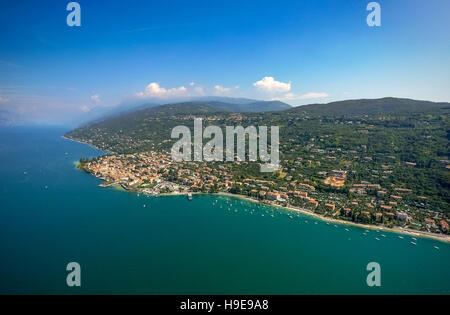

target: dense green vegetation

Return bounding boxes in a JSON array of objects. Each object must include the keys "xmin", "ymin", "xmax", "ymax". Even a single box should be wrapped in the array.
[{"xmin": 66, "ymin": 98, "xmax": 450, "ymax": 215}]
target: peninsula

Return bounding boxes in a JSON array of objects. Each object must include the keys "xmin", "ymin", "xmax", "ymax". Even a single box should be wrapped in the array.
[{"xmin": 67, "ymin": 98, "xmax": 450, "ymax": 242}]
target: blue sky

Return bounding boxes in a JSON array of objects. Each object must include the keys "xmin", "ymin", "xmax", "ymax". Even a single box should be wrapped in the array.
[{"xmin": 0, "ymin": 0, "xmax": 449, "ymax": 124}]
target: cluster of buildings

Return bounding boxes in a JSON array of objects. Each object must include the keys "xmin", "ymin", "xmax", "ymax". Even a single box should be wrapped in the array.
[
  {"xmin": 80, "ymin": 149, "xmax": 449, "ymax": 235},
  {"xmin": 82, "ymin": 152, "xmax": 171, "ymax": 189}
]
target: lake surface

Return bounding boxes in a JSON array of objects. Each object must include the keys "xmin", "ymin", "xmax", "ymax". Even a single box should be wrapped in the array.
[{"xmin": 0, "ymin": 126, "xmax": 449, "ymax": 294}]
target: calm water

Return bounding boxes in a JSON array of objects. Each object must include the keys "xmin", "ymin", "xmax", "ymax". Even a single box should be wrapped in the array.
[{"xmin": 0, "ymin": 126, "xmax": 449, "ymax": 294}]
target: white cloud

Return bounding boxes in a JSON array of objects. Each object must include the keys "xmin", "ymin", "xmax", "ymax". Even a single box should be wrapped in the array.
[
  {"xmin": 253, "ymin": 77, "xmax": 291, "ymax": 93},
  {"xmin": 214, "ymin": 85, "xmax": 232, "ymax": 94},
  {"xmin": 137, "ymin": 82, "xmax": 188, "ymax": 98},
  {"xmin": 90, "ymin": 94, "xmax": 101, "ymax": 103}
]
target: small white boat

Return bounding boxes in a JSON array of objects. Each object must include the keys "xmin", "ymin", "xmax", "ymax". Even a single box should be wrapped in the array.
[
  {"xmin": 434, "ymin": 246, "xmax": 440, "ymax": 250},
  {"xmin": 398, "ymin": 236, "xmax": 404, "ymax": 239},
  {"xmin": 411, "ymin": 242, "xmax": 417, "ymax": 246},
  {"xmin": 345, "ymin": 228, "xmax": 349, "ymax": 232},
  {"xmin": 375, "ymin": 238, "xmax": 380, "ymax": 241},
  {"xmin": 381, "ymin": 234, "xmax": 386, "ymax": 238}
]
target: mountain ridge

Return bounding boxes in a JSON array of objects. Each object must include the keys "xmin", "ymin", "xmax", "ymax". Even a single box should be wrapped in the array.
[
  {"xmin": 290, "ymin": 97, "xmax": 450, "ymax": 116},
  {"xmin": 66, "ymin": 97, "xmax": 291, "ymax": 127},
  {"xmin": 77, "ymin": 97, "xmax": 450, "ymax": 129}
]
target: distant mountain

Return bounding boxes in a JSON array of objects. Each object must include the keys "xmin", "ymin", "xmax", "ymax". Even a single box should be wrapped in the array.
[
  {"xmin": 239, "ymin": 100, "xmax": 291, "ymax": 112},
  {"xmin": 115, "ymin": 100, "xmax": 291, "ymax": 117},
  {"xmin": 80, "ymin": 102, "xmax": 228, "ymax": 130},
  {"xmin": 156, "ymin": 97, "xmax": 291, "ymax": 112},
  {"xmin": 206, "ymin": 100, "xmax": 290, "ymax": 113},
  {"xmin": 68, "ymin": 97, "xmax": 291, "ymax": 127},
  {"xmin": 289, "ymin": 97, "xmax": 450, "ymax": 116},
  {"xmin": 70, "ymin": 97, "xmax": 450, "ymax": 131},
  {"xmin": 65, "ymin": 101, "xmax": 234, "ymax": 148},
  {"xmin": 189, "ymin": 96, "xmax": 259, "ymax": 105},
  {"xmin": 144, "ymin": 102, "xmax": 230, "ymax": 116},
  {"xmin": 67, "ymin": 101, "xmax": 160, "ymax": 127},
  {"xmin": 65, "ymin": 100, "xmax": 292, "ymax": 141}
]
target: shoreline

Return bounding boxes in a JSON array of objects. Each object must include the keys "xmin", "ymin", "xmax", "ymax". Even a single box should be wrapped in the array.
[
  {"xmin": 62, "ymin": 136, "xmax": 115, "ymax": 155},
  {"xmin": 131, "ymin": 189, "xmax": 450, "ymax": 244},
  {"xmin": 63, "ymin": 136, "xmax": 450, "ymax": 244},
  {"xmin": 213, "ymin": 192, "xmax": 450, "ymax": 244}
]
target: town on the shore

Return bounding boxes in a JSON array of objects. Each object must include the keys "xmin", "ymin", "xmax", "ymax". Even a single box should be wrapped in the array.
[{"xmin": 79, "ymin": 150, "xmax": 449, "ymax": 237}]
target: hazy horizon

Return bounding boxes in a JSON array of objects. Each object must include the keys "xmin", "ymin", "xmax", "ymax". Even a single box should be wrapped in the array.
[{"xmin": 1, "ymin": 0, "xmax": 449, "ymax": 124}]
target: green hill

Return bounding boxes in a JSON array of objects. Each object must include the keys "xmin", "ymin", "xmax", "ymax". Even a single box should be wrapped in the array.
[{"xmin": 290, "ymin": 97, "xmax": 450, "ymax": 116}]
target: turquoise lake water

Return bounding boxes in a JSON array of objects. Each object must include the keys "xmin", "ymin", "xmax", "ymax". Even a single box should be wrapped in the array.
[{"xmin": 0, "ymin": 126, "xmax": 449, "ymax": 294}]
